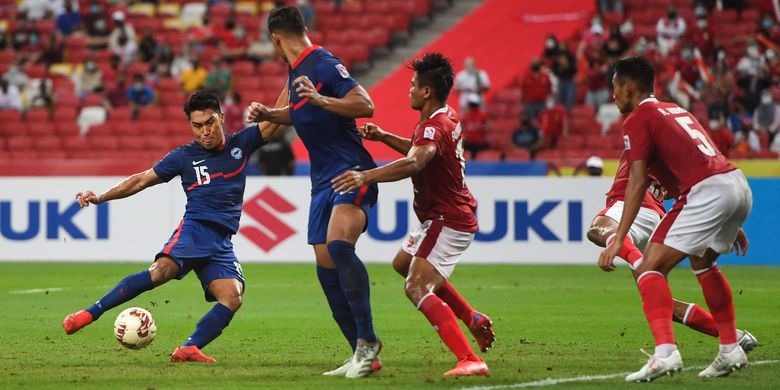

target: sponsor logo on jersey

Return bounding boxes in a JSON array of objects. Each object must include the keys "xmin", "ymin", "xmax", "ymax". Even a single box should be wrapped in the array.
[
  {"xmin": 336, "ymin": 64, "xmax": 350, "ymax": 78},
  {"xmin": 231, "ymin": 147, "xmax": 243, "ymax": 159},
  {"xmin": 424, "ymin": 127, "xmax": 436, "ymax": 140},
  {"xmin": 623, "ymin": 135, "xmax": 631, "ymax": 150},
  {"xmin": 239, "ymin": 187, "xmax": 297, "ymax": 252}
]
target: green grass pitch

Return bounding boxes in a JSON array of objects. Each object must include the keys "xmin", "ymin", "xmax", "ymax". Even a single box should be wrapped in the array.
[{"xmin": 1, "ymin": 263, "xmax": 778, "ymax": 389}]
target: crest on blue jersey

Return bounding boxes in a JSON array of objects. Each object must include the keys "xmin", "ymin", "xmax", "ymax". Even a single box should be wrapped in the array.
[{"xmin": 231, "ymin": 147, "xmax": 243, "ymax": 159}]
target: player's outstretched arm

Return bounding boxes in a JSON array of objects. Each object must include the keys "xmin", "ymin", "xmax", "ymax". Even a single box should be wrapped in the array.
[
  {"xmin": 254, "ymin": 85, "xmax": 291, "ymax": 140},
  {"xmin": 332, "ymin": 145, "xmax": 436, "ymax": 194},
  {"xmin": 247, "ymin": 85, "xmax": 293, "ymax": 126},
  {"xmin": 359, "ymin": 123, "xmax": 412, "ymax": 155},
  {"xmin": 598, "ymin": 160, "xmax": 648, "ymax": 272},
  {"xmin": 293, "ymin": 76, "xmax": 374, "ymax": 118},
  {"xmin": 75, "ymin": 168, "xmax": 163, "ymax": 207}
]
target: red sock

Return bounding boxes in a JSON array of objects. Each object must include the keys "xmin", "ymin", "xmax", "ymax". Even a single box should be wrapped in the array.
[
  {"xmin": 682, "ymin": 303, "xmax": 719, "ymax": 337},
  {"xmin": 418, "ymin": 294, "xmax": 478, "ymax": 362},
  {"xmin": 607, "ymin": 234, "xmax": 643, "ymax": 266},
  {"xmin": 696, "ymin": 265, "xmax": 737, "ymax": 344},
  {"xmin": 436, "ymin": 281, "xmax": 475, "ymax": 326},
  {"xmin": 637, "ymin": 271, "xmax": 675, "ymax": 345}
]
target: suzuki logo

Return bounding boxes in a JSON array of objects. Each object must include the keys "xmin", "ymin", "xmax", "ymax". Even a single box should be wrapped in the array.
[
  {"xmin": 0, "ymin": 201, "xmax": 109, "ymax": 240},
  {"xmin": 239, "ymin": 187, "xmax": 296, "ymax": 252}
]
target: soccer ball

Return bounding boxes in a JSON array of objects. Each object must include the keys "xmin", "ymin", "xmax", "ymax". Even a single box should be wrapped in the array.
[{"xmin": 114, "ymin": 307, "xmax": 157, "ymax": 349}]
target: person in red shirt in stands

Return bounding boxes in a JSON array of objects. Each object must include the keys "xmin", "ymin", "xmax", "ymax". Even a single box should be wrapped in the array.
[
  {"xmin": 460, "ymin": 95, "xmax": 489, "ymax": 159},
  {"xmin": 521, "ymin": 58, "xmax": 552, "ymax": 120},
  {"xmin": 708, "ymin": 115, "xmax": 736, "ymax": 158},
  {"xmin": 538, "ymin": 94, "xmax": 569, "ymax": 149}
]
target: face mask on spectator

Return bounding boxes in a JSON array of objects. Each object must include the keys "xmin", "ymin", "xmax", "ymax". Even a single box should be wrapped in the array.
[
  {"xmin": 717, "ymin": 51, "xmax": 726, "ymax": 61},
  {"xmin": 546, "ymin": 39, "xmax": 555, "ymax": 49},
  {"xmin": 763, "ymin": 18, "xmax": 773, "ymax": 29},
  {"xmin": 762, "ymin": 94, "xmax": 773, "ymax": 104},
  {"xmin": 709, "ymin": 120, "xmax": 721, "ymax": 129},
  {"xmin": 90, "ymin": 4, "xmax": 100, "ymax": 13},
  {"xmin": 234, "ymin": 28, "xmax": 246, "ymax": 39},
  {"xmin": 620, "ymin": 21, "xmax": 633, "ymax": 36},
  {"xmin": 697, "ymin": 19, "xmax": 707, "ymax": 28},
  {"xmin": 695, "ymin": 5, "xmax": 707, "ymax": 17},
  {"xmin": 681, "ymin": 49, "xmax": 693, "ymax": 59},
  {"xmin": 767, "ymin": 50, "xmax": 776, "ymax": 60},
  {"xmin": 29, "ymin": 34, "xmax": 39, "ymax": 45},
  {"xmin": 748, "ymin": 46, "xmax": 760, "ymax": 59},
  {"xmin": 545, "ymin": 99, "xmax": 555, "ymax": 110},
  {"xmin": 86, "ymin": 61, "xmax": 96, "ymax": 71},
  {"xmin": 134, "ymin": 83, "xmax": 144, "ymax": 91}
]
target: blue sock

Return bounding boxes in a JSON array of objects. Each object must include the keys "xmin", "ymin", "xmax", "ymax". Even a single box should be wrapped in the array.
[
  {"xmin": 327, "ymin": 240, "xmax": 377, "ymax": 343},
  {"xmin": 86, "ymin": 270, "xmax": 154, "ymax": 320},
  {"xmin": 317, "ymin": 266, "xmax": 358, "ymax": 351},
  {"xmin": 182, "ymin": 303, "xmax": 235, "ymax": 349}
]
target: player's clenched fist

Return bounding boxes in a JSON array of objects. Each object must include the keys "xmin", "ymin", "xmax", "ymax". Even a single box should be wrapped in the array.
[
  {"xmin": 75, "ymin": 190, "xmax": 101, "ymax": 207},
  {"xmin": 246, "ymin": 102, "xmax": 271, "ymax": 123},
  {"xmin": 359, "ymin": 123, "xmax": 385, "ymax": 141}
]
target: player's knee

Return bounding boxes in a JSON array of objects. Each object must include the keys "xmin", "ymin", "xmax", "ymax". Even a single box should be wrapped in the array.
[
  {"xmin": 403, "ymin": 280, "xmax": 427, "ymax": 304},
  {"xmin": 219, "ymin": 294, "xmax": 242, "ymax": 311},
  {"xmin": 586, "ymin": 226, "xmax": 606, "ymax": 246},
  {"xmin": 148, "ymin": 258, "xmax": 178, "ymax": 284},
  {"xmin": 392, "ymin": 257, "xmax": 409, "ymax": 277}
]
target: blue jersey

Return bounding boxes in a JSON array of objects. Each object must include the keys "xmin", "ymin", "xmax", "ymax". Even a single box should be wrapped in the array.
[
  {"xmin": 287, "ymin": 45, "xmax": 376, "ymax": 190},
  {"xmin": 153, "ymin": 125, "xmax": 266, "ymax": 234}
]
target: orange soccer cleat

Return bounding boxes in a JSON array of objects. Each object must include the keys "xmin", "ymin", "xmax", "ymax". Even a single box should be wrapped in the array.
[
  {"xmin": 469, "ymin": 312, "xmax": 496, "ymax": 353},
  {"xmin": 170, "ymin": 345, "xmax": 216, "ymax": 363},
  {"xmin": 444, "ymin": 358, "xmax": 490, "ymax": 377},
  {"xmin": 63, "ymin": 310, "xmax": 94, "ymax": 335}
]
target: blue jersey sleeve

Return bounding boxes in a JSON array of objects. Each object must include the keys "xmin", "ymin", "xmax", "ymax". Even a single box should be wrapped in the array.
[
  {"xmin": 316, "ymin": 57, "xmax": 359, "ymax": 98},
  {"xmin": 234, "ymin": 124, "xmax": 267, "ymax": 154},
  {"xmin": 153, "ymin": 147, "xmax": 184, "ymax": 182}
]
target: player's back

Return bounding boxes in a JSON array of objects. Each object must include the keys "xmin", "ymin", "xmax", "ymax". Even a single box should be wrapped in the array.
[
  {"xmin": 622, "ymin": 98, "xmax": 736, "ymax": 197},
  {"xmin": 286, "ymin": 46, "xmax": 376, "ymax": 190},
  {"xmin": 411, "ymin": 106, "xmax": 477, "ymax": 232}
]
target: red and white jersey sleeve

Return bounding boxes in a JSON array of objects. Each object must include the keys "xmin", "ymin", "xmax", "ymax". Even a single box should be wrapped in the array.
[
  {"xmin": 411, "ymin": 106, "xmax": 478, "ymax": 232},
  {"xmin": 622, "ymin": 98, "xmax": 736, "ymax": 197}
]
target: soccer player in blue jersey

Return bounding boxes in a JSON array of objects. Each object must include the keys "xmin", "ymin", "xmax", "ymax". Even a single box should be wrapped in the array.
[
  {"xmin": 62, "ymin": 89, "xmax": 280, "ymax": 363},
  {"xmin": 247, "ymin": 6, "xmax": 381, "ymax": 378}
]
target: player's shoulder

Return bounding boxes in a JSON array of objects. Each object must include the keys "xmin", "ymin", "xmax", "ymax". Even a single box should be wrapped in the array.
[{"xmin": 423, "ymin": 106, "xmax": 458, "ymax": 128}]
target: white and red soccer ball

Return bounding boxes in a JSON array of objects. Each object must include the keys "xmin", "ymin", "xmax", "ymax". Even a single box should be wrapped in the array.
[{"xmin": 114, "ymin": 307, "xmax": 157, "ymax": 349}]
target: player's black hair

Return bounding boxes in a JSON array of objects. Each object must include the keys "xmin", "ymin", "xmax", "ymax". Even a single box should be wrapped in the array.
[
  {"xmin": 267, "ymin": 6, "xmax": 306, "ymax": 35},
  {"xmin": 183, "ymin": 89, "xmax": 221, "ymax": 119},
  {"xmin": 409, "ymin": 52, "xmax": 454, "ymax": 102},
  {"xmin": 612, "ymin": 56, "xmax": 655, "ymax": 94}
]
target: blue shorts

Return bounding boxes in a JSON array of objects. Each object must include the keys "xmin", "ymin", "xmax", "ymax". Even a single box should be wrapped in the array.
[
  {"xmin": 156, "ymin": 219, "xmax": 244, "ymax": 302},
  {"xmin": 307, "ymin": 183, "xmax": 378, "ymax": 244}
]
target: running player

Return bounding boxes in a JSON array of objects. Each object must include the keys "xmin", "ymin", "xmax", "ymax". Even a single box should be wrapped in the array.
[
  {"xmin": 600, "ymin": 56, "xmax": 753, "ymax": 382},
  {"xmin": 62, "ymin": 89, "xmax": 280, "ymax": 362},
  {"xmin": 246, "ymin": 6, "xmax": 381, "ymax": 378},
  {"xmin": 332, "ymin": 53, "xmax": 493, "ymax": 377},
  {"xmin": 588, "ymin": 156, "xmax": 757, "ymax": 352}
]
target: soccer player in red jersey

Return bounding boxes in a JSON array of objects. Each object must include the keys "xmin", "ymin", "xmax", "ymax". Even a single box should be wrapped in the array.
[
  {"xmin": 600, "ymin": 56, "xmax": 753, "ymax": 382},
  {"xmin": 588, "ymin": 156, "xmax": 757, "ymax": 353},
  {"xmin": 332, "ymin": 53, "xmax": 493, "ymax": 377}
]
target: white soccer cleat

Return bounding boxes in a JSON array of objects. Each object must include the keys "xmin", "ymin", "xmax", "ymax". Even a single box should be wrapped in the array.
[
  {"xmin": 322, "ymin": 358, "xmax": 351, "ymax": 376},
  {"xmin": 625, "ymin": 349, "xmax": 683, "ymax": 382},
  {"xmin": 345, "ymin": 340, "xmax": 382, "ymax": 379},
  {"xmin": 698, "ymin": 346, "xmax": 747, "ymax": 378},
  {"xmin": 736, "ymin": 329, "xmax": 758, "ymax": 353}
]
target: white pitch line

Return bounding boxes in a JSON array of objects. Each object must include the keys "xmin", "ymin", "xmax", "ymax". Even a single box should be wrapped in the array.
[
  {"xmin": 8, "ymin": 287, "xmax": 67, "ymax": 294},
  {"xmin": 461, "ymin": 359, "xmax": 780, "ymax": 389}
]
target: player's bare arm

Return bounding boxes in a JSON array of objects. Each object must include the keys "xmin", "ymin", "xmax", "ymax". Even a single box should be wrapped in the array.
[
  {"xmin": 293, "ymin": 76, "xmax": 374, "ymax": 118},
  {"xmin": 253, "ymin": 85, "xmax": 290, "ymax": 139},
  {"xmin": 733, "ymin": 228, "xmax": 749, "ymax": 256},
  {"xmin": 76, "ymin": 168, "xmax": 163, "ymax": 207},
  {"xmin": 599, "ymin": 160, "xmax": 648, "ymax": 272},
  {"xmin": 360, "ymin": 123, "xmax": 412, "ymax": 155},
  {"xmin": 247, "ymin": 85, "xmax": 293, "ymax": 126},
  {"xmin": 332, "ymin": 145, "xmax": 436, "ymax": 194}
]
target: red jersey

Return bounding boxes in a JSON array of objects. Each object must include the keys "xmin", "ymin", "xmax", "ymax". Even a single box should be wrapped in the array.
[
  {"xmin": 521, "ymin": 72, "xmax": 552, "ymax": 103},
  {"xmin": 623, "ymin": 98, "xmax": 736, "ymax": 197},
  {"xmin": 460, "ymin": 108, "xmax": 488, "ymax": 144},
  {"xmin": 607, "ymin": 153, "xmax": 666, "ymax": 216},
  {"xmin": 411, "ymin": 106, "xmax": 478, "ymax": 232},
  {"xmin": 539, "ymin": 106, "xmax": 567, "ymax": 138}
]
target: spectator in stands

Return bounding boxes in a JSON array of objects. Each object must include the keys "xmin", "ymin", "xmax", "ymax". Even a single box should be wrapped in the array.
[
  {"xmin": 75, "ymin": 58, "xmax": 103, "ymax": 97},
  {"xmin": 38, "ymin": 32, "xmax": 64, "ymax": 68},
  {"xmin": 585, "ymin": 55, "xmax": 609, "ymax": 110},
  {"xmin": 687, "ymin": 15, "xmax": 715, "ymax": 60},
  {"xmin": 728, "ymin": 100, "xmax": 752, "ymax": 133},
  {"xmin": 19, "ymin": 0, "xmax": 61, "ymax": 21},
  {"xmin": 603, "ymin": 25, "xmax": 629, "ymax": 62},
  {"xmin": 598, "ymin": 0, "xmax": 623, "ymax": 13},
  {"xmin": 538, "ymin": 94, "xmax": 568, "ymax": 149},
  {"xmin": 521, "ymin": 58, "xmax": 551, "ymax": 120},
  {"xmin": 573, "ymin": 155, "xmax": 604, "ymax": 176},
  {"xmin": 735, "ymin": 120, "xmax": 761, "ymax": 156},
  {"xmin": 596, "ymin": 99, "xmax": 621, "ymax": 135},
  {"xmin": 83, "ymin": 1, "xmax": 110, "ymax": 49},
  {"xmin": 56, "ymin": 1, "xmax": 81, "ymax": 36},
  {"xmin": 702, "ymin": 51, "xmax": 735, "ymax": 119},
  {"xmin": 0, "ymin": 27, "xmax": 11, "ymax": 50},
  {"xmin": 108, "ymin": 11, "xmax": 136, "ymax": 53},
  {"xmin": 753, "ymin": 89, "xmax": 780, "ymax": 145},
  {"xmin": 542, "ymin": 34, "xmax": 559, "ymax": 65},
  {"xmin": 3, "ymin": 63, "xmax": 30, "ymax": 91},
  {"xmin": 180, "ymin": 59, "xmax": 208, "ymax": 93},
  {"xmin": 138, "ymin": 28, "xmax": 160, "ymax": 63},
  {"xmin": 736, "ymin": 42, "xmax": 772, "ymax": 111},
  {"xmin": 708, "ymin": 116, "xmax": 736, "ymax": 158},
  {"xmin": 551, "ymin": 42, "xmax": 577, "ymax": 111},
  {"xmin": 765, "ymin": 50, "xmax": 780, "ymax": 85},
  {"xmin": 127, "ymin": 74, "xmax": 155, "ymax": 114},
  {"xmin": 170, "ymin": 44, "xmax": 195, "ymax": 78},
  {"xmin": 0, "ymin": 79, "xmax": 23, "ymax": 112},
  {"xmin": 460, "ymin": 95, "xmax": 490, "ymax": 159},
  {"xmin": 511, "ymin": 113, "xmax": 544, "ymax": 160},
  {"xmin": 298, "ymin": 0, "xmax": 316, "ymax": 30},
  {"xmin": 110, "ymin": 29, "xmax": 138, "ymax": 66},
  {"xmin": 106, "ymin": 76, "xmax": 129, "ymax": 108},
  {"xmin": 216, "ymin": 19, "xmax": 249, "ymax": 61},
  {"xmin": 27, "ymin": 78, "xmax": 54, "ymax": 111},
  {"xmin": 12, "ymin": 18, "xmax": 39, "ymax": 53},
  {"xmin": 205, "ymin": 58, "xmax": 233, "ymax": 100},
  {"xmin": 757, "ymin": 13, "xmax": 780, "ymax": 43},
  {"xmin": 223, "ymin": 90, "xmax": 246, "ymax": 134},
  {"xmin": 246, "ymin": 33, "xmax": 276, "ymax": 64},
  {"xmin": 656, "ymin": 5, "xmax": 686, "ymax": 57},
  {"xmin": 454, "ymin": 57, "xmax": 490, "ymax": 111},
  {"xmin": 257, "ymin": 128, "xmax": 295, "ymax": 176}
]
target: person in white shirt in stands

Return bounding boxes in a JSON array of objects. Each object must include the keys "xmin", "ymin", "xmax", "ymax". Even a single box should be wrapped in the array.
[
  {"xmin": 0, "ymin": 79, "xmax": 23, "ymax": 111},
  {"xmin": 454, "ymin": 57, "xmax": 490, "ymax": 112},
  {"xmin": 656, "ymin": 5, "xmax": 686, "ymax": 57}
]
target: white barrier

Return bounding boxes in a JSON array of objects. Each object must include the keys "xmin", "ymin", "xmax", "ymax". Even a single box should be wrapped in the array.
[{"xmin": 0, "ymin": 177, "xmax": 613, "ymax": 263}]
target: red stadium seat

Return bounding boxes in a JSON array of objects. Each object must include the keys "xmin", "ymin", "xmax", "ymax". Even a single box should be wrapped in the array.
[
  {"xmin": 28, "ymin": 122, "xmax": 57, "ymax": 136},
  {"xmin": 157, "ymin": 77, "xmax": 181, "ymax": 92},
  {"xmin": 474, "ymin": 150, "xmax": 503, "ymax": 161},
  {"xmin": 82, "ymin": 93, "xmax": 104, "ymax": 107},
  {"xmin": 53, "ymin": 107, "xmax": 78, "ymax": 122},
  {"xmin": 0, "ymin": 110, "xmax": 22, "ymax": 124},
  {"xmin": 117, "ymin": 136, "xmax": 147, "ymax": 150},
  {"xmin": 25, "ymin": 108, "xmax": 51, "ymax": 123},
  {"xmin": 137, "ymin": 107, "xmax": 163, "ymax": 121},
  {"xmin": 7, "ymin": 136, "xmax": 35, "ymax": 150},
  {"xmin": 0, "ymin": 50, "xmax": 14, "ymax": 64},
  {"xmin": 62, "ymin": 136, "xmax": 90, "ymax": 151},
  {"xmin": 505, "ymin": 149, "xmax": 531, "ymax": 161},
  {"xmin": 55, "ymin": 123, "xmax": 80, "ymax": 137},
  {"xmin": 34, "ymin": 136, "xmax": 62, "ymax": 151},
  {"xmin": 87, "ymin": 123, "xmax": 114, "ymax": 137},
  {"xmin": 89, "ymin": 136, "xmax": 119, "ymax": 150},
  {"xmin": 113, "ymin": 121, "xmax": 138, "ymax": 136},
  {"xmin": 558, "ymin": 135, "xmax": 584, "ymax": 150},
  {"xmin": 231, "ymin": 61, "xmax": 256, "ymax": 77},
  {"xmin": 109, "ymin": 107, "xmax": 134, "ymax": 121},
  {"xmin": 9, "ymin": 150, "xmax": 41, "ymax": 159}
]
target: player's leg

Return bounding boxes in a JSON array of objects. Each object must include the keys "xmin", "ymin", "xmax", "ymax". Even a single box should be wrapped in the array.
[
  {"xmin": 588, "ymin": 208, "xmax": 642, "ymax": 265},
  {"xmin": 393, "ymin": 248, "xmax": 494, "ymax": 352},
  {"xmin": 326, "ymin": 203, "xmax": 381, "ymax": 378},
  {"xmin": 314, "ymin": 244, "xmax": 358, "ymax": 352},
  {"xmin": 63, "ymin": 256, "xmax": 180, "ymax": 335}
]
